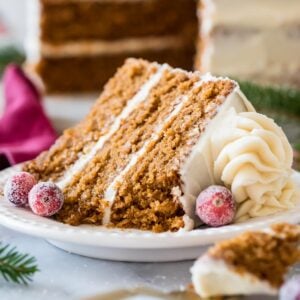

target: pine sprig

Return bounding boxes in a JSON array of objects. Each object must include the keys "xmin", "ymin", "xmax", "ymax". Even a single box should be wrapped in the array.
[
  {"xmin": 238, "ymin": 80, "xmax": 300, "ymax": 117},
  {"xmin": 0, "ymin": 243, "xmax": 39, "ymax": 284},
  {"xmin": 0, "ymin": 46, "xmax": 25, "ymax": 75}
]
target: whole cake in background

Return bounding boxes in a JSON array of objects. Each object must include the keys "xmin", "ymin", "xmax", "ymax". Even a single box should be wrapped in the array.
[
  {"xmin": 25, "ymin": 0, "xmax": 197, "ymax": 94},
  {"xmin": 23, "ymin": 58, "xmax": 299, "ymax": 232},
  {"xmin": 196, "ymin": 0, "xmax": 300, "ymax": 88}
]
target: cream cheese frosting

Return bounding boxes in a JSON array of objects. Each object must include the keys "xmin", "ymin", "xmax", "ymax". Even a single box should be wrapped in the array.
[
  {"xmin": 191, "ymin": 223, "xmax": 300, "ymax": 297},
  {"xmin": 203, "ymin": 0, "xmax": 300, "ymax": 29},
  {"xmin": 200, "ymin": 28, "xmax": 300, "ymax": 86},
  {"xmin": 198, "ymin": 0, "xmax": 300, "ymax": 87},
  {"xmin": 39, "ymin": 36, "xmax": 186, "ymax": 58},
  {"xmin": 211, "ymin": 109, "xmax": 299, "ymax": 221},
  {"xmin": 191, "ymin": 255, "xmax": 277, "ymax": 298},
  {"xmin": 179, "ymin": 83, "xmax": 254, "ymax": 227}
]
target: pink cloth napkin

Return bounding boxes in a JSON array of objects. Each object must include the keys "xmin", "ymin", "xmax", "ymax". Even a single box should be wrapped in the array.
[{"xmin": 0, "ymin": 65, "xmax": 57, "ymax": 170}]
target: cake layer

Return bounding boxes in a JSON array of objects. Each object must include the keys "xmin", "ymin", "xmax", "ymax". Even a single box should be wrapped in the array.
[
  {"xmin": 30, "ymin": 47, "xmax": 195, "ymax": 93},
  {"xmin": 24, "ymin": 59, "xmax": 158, "ymax": 179},
  {"xmin": 40, "ymin": 0, "xmax": 197, "ymax": 43}
]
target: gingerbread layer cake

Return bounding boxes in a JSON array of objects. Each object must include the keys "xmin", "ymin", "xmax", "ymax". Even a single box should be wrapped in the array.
[
  {"xmin": 191, "ymin": 223, "xmax": 300, "ymax": 297},
  {"xmin": 196, "ymin": 0, "xmax": 300, "ymax": 88},
  {"xmin": 25, "ymin": 0, "xmax": 197, "ymax": 93},
  {"xmin": 23, "ymin": 59, "xmax": 299, "ymax": 232}
]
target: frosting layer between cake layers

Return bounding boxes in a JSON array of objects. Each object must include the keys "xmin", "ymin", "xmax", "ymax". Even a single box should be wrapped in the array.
[
  {"xmin": 198, "ymin": 0, "xmax": 300, "ymax": 88},
  {"xmin": 23, "ymin": 59, "xmax": 159, "ymax": 181},
  {"xmin": 56, "ymin": 63, "xmax": 168, "ymax": 190}
]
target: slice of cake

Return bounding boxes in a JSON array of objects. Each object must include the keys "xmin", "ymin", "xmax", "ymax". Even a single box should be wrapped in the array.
[
  {"xmin": 191, "ymin": 223, "xmax": 300, "ymax": 298},
  {"xmin": 196, "ymin": 0, "xmax": 300, "ymax": 88},
  {"xmin": 23, "ymin": 58, "xmax": 298, "ymax": 232},
  {"xmin": 25, "ymin": 0, "xmax": 197, "ymax": 93}
]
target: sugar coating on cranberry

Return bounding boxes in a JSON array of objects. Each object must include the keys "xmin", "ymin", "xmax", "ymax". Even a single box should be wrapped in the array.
[
  {"xmin": 4, "ymin": 172, "xmax": 36, "ymax": 207},
  {"xmin": 29, "ymin": 182, "xmax": 64, "ymax": 217},
  {"xmin": 279, "ymin": 276, "xmax": 300, "ymax": 300},
  {"xmin": 196, "ymin": 185, "xmax": 236, "ymax": 227}
]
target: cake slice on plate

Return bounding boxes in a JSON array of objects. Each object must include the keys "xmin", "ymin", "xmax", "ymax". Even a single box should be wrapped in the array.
[
  {"xmin": 191, "ymin": 223, "xmax": 300, "ymax": 298},
  {"xmin": 23, "ymin": 58, "xmax": 299, "ymax": 232}
]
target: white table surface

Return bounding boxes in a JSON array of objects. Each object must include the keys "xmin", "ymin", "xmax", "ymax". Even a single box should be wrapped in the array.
[{"xmin": 0, "ymin": 225, "xmax": 196, "ymax": 300}]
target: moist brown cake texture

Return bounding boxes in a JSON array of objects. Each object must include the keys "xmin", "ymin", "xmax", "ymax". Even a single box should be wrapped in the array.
[
  {"xmin": 30, "ymin": 0, "xmax": 198, "ymax": 93},
  {"xmin": 110, "ymin": 80, "xmax": 235, "ymax": 232},
  {"xmin": 24, "ymin": 59, "xmax": 157, "ymax": 180},
  {"xmin": 25, "ymin": 59, "xmax": 236, "ymax": 232},
  {"xmin": 58, "ymin": 68, "xmax": 199, "ymax": 226},
  {"xmin": 35, "ymin": 47, "xmax": 196, "ymax": 93},
  {"xmin": 40, "ymin": 0, "xmax": 197, "ymax": 43},
  {"xmin": 208, "ymin": 223, "xmax": 300, "ymax": 288}
]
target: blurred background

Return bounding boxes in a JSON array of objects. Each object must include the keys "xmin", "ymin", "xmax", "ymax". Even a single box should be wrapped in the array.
[
  {"xmin": 0, "ymin": 0, "xmax": 96, "ymax": 133},
  {"xmin": 0, "ymin": 0, "xmax": 298, "ymax": 169},
  {"xmin": 0, "ymin": 0, "xmax": 25, "ymax": 45}
]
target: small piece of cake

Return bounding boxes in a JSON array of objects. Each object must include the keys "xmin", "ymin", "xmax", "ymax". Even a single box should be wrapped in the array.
[
  {"xmin": 23, "ymin": 59, "xmax": 299, "ymax": 232},
  {"xmin": 191, "ymin": 223, "xmax": 300, "ymax": 298}
]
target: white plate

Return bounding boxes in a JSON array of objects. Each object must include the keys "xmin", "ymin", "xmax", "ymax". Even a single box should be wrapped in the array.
[{"xmin": 0, "ymin": 165, "xmax": 299, "ymax": 262}]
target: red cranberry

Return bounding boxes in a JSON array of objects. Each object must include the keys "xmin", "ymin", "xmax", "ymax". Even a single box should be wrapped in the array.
[
  {"xmin": 29, "ymin": 182, "xmax": 64, "ymax": 217},
  {"xmin": 4, "ymin": 172, "xmax": 36, "ymax": 206},
  {"xmin": 196, "ymin": 185, "xmax": 236, "ymax": 227}
]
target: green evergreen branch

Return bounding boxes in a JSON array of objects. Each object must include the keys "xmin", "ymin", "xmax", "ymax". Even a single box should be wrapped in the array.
[
  {"xmin": 238, "ymin": 80, "xmax": 300, "ymax": 117},
  {"xmin": 0, "ymin": 242, "xmax": 39, "ymax": 284},
  {"xmin": 0, "ymin": 46, "xmax": 25, "ymax": 75}
]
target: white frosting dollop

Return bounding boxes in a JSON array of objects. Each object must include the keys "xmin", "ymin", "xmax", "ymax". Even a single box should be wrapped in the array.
[{"xmin": 211, "ymin": 108, "xmax": 299, "ymax": 221}]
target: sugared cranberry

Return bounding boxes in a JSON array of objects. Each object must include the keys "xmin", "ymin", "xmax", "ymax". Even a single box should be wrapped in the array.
[
  {"xmin": 280, "ymin": 276, "xmax": 300, "ymax": 300},
  {"xmin": 28, "ymin": 182, "xmax": 64, "ymax": 217},
  {"xmin": 196, "ymin": 185, "xmax": 236, "ymax": 227},
  {"xmin": 4, "ymin": 172, "xmax": 36, "ymax": 206}
]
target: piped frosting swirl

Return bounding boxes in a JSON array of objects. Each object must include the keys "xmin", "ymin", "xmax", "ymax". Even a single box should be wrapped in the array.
[{"xmin": 211, "ymin": 108, "xmax": 299, "ymax": 221}]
